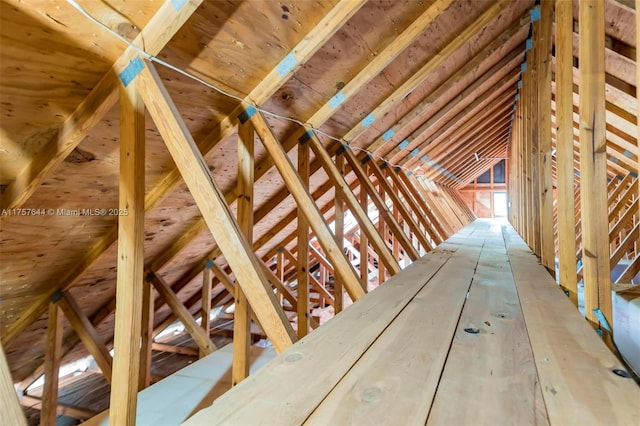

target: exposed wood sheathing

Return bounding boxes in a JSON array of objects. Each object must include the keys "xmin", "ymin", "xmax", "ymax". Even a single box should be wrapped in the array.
[{"xmin": 0, "ymin": 0, "xmax": 638, "ymax": 422}]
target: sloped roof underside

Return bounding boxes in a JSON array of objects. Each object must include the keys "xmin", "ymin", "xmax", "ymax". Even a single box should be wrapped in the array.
[{"xmin": 0, "ymin": 0, "xmax": 637, "ymax": 392}]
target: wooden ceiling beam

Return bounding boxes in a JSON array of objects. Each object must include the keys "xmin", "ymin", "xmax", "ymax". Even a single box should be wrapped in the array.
[
  {"xmin": 550, "ymin": 83, "xmax": 638, "ymax": 161},
  {"xmin": 616, "ymin": 253, "xmax": 640, "ymax": 284},
  {"xmin": 447, "ymin": 133, "xmax": 510, "ymax": 187},
  {"xmin": 426, "ymin": 114, "xmax": 512, "ymax": 181},
  {"xmin": 403, "ymin": 74, "xmax": 519, "ymax": 170},
  {"xmin": 404, "ymin": 87, "xmax": 515, "ymax": 175},
  {"xmin": 550, "ymin": 104, "xmax": 636, "ymax": 176},
  {"xmin": 102, "ymin": 1, "xmax": 520, "ymax": 336},
  {"xmin": 20, "ymin": 395, "xmax": 95, "ymax": 422},
  {"xmin": 41, "ymin": 301, "xmax": 63, "ymax": 426},
  {"xmin": 435, "ymin": 117, "xmax": 511, "ymax": 181},
  {"xmin": 395, "ymin": 170, "xmax": 450, "ymax": 240},
  {"xmin": 451, "ymin": 132, "xmax": 509, "ymax": 184},
  {"xmin": 408, "ymin": 176, "xmax": 455, "ymax": 235},
  {"xmin": 367, "ymin": 13, "xmax": 529, "ymax": 156},
  {"xmin": 233, "ymin": 120, "xmax": 255, "ymax": 384},
  {"xmin": 297, "ymin": 142, "xmax": 310, "ymax": 337},
  {"xmin": 109, "ymin": 73, "xmax": 146, "ymax": 425},
  {"xmin": 420, "ymin": 97, "xmax": 515, "ymax": 176},
  {"xmin": 345, "ymin": 0, "xmax": 511, "ymax": 145},
  {"xmin": 386, "ymin": 47, "xmax": 523, "ymax": 164},
  {"xmin": 258, "ymin": 178, "xmax": 361, "ymax": 267},
  {"xmin": 306, "ymin": 0, "xmax": 454, "ymax": 129},
  {"xmin": 455, "ymin": 143, "xmax": 509, "ymax": 187},
  {"xmin": 0, "ymin": 0, "xmax": 203, "ymax": 212}
]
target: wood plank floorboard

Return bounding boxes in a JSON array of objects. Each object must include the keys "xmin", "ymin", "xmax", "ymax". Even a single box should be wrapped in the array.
[
  {"xmin": 428, "ymin": 223, "xmax": 548, "ymax": 425},
  {"xmin": 503, "ymin": 224, "xmax": 640, "ymax": 425},
  {"xmin": 304, "ymin": 225, "xmax": 486, "ymax": 425},
  {"xmin": 184, "ymin": 220, "xmax": 640, "ymax": 426}
]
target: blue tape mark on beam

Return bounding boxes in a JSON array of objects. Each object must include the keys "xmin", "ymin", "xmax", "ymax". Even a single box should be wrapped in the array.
[
  {"xmin": 276, "ymin": 52, "xmax": 298, "ymax": 77},
  {"xmin": 574, "ymin": 170, "xmax": 580, "ymax": 177},
  {"xmin": 205, "ymin": 260, "xmax": 214, "ymax": 269},
  {"xmin": 171, "ymin": 0, "xmax": 187, "ymax": 11},
  {"xmin": 515, "ymin": 94, "xmax": 520, "ymax": 101},
  {"xmin": 631, "ymin": 172, "xmax": 639, "ymax": 178},
  {"xmin": 427, "ymin": 160, "xmax": 435, "ymax": 167},
  {"xmin": 383, "ymin": 129, "xmax": 395, "ymax": 141},
  {"xmin": 609, "ymin": 156, "xmax": 619, "ymax": 164},
  {"xmin": 420, "ymin": 155, "xmax": 428, "ymax": 163},
  {"xmin": 530, "ymin": 6, "xmax": 541, "ymax": 22},
  {"xmin": 398, "ymin": 140, "xmax": 409, "ymax": 149},
  {"xmin": 361, "ymin": 113, "xmax": 376, "ymax": 128},
  {"xmin": 410, "ymin": 149, "xmax": 419, "ymax": 157},
  {"xmin": 623, "ymin": 150, "xmax": 634, "ymax": 158},
  {"xmin": 329, "ymin": 91, "xmax": 346, "ymax": 109},
  {"xmin": 119, "ymin": 56, "xmax": 144, "ymax": 87},
  {"xmin": 406, "ymin": 171, "xmax": 412, "ymax": 176},
  {"xmin": 521, "ymin": 63, "xmax": 527, "ymax": 72},
  {"xmin": 238, "ymin": 105, "xmax": 257, "ymax": 124},
  {"xmin": 592, "ymin": 309, "xmax": 611, "ymax": 332},
  {"xmin": 518, "ymin": 80, "xmax": 523, "ymax": 89},
  {"xmin": 526, "ymin": 38, "xmax": 533, "ymax": 50}
]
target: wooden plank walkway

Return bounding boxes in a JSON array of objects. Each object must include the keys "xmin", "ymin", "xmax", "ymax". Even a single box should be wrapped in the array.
[{"xmin": 184, "ymin": 220, "xmax": 640, "ymax": 426}]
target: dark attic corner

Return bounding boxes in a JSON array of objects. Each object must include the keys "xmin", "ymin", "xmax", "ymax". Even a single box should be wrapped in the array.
[{"xmin": 0, "ymin": 0, "xmax": 638, "ymax": 425}]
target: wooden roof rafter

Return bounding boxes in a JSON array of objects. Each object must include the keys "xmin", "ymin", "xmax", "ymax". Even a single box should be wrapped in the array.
[
  {"xmin": 0, "ymin": 0, "xmax": 204, "ymax": 212},
  {"xmin": 0, "ymin": 0, "xmax": 365, "ymax": 349}
]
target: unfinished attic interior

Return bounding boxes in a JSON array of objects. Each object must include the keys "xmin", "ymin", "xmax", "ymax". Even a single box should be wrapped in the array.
[{"xmin": 1, "ymin": 0, "xmax": 640, "ymax": 424}]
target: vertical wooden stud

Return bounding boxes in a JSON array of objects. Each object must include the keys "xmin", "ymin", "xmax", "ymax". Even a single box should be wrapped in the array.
[
  {"xmin": 578, "ymin": 0, "xmax": 611, "ymax": 331},
  {"xmin": 233, "ymin": 120, "xmax": 254, "ymax": 384},
  {"xmin": 200, "ymin": 264, "xmax": 212, "ymax": 359},
  {"xmin": 537, "ymin": 0, "xmax": 555, "ymax": 275},
  {"xmin": 297, "ymin": 142, "xmax": 310, "ymax": 337},
  {"xmin": 334, "ymin": 154, "xmax": 345, "ymax": 314},
  {"xmin": 359, "ymin": 186, "xmax": 369, "ymax": 290},
  {"xmin": 556, "ymin": 0, "xmax": 578, "ymax": 305},
  {"xmin": 110, "ymin": 80, "xmax": 146, "ymax": 426},
  {"xmin": 42, "ymin": 301, "xmax": 63, "ymax": 426},
  {"xmin": 139, "ymin": 282, "xmax": 153, "ymax": 391},
  {"xmin": 378, "ymin": 184, "xmax": 387, "ymax": 286}
]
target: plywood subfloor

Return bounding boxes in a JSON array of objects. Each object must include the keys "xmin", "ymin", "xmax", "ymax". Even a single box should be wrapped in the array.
[{"xmin": 184, "ymin": 219, "xmax": 640, "ymax": 426}]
